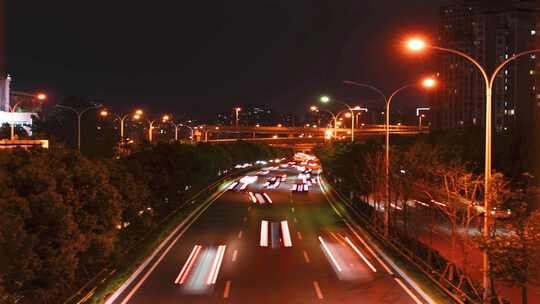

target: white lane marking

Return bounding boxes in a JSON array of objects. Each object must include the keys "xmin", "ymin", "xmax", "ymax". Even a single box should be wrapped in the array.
[
  {"xmin": 313, "ymin": 281, "xmax": 324, "ymax": 299},
  {"xmin": 237, "ymin": 230, "xmax": 243, "ymax": 239},
  {"xmin": 174, "ymin": 245, "xmax": 201, "ymax": 284},
  {"xmin": 291, "ymin": 207, "xmax": 295, "ymax": 213},
  {"xmin": 294, "ymin": 217, "xmax": 298, "ymax": 223},
  {"xmin": 297, "ymin": 231, "xmax": 303, "ymax": 240},
  {"xmin": 231, "ymin": 250, "xmax": 238, "ymax": 262},
  {"xmin": 260, "ymin": 221, "xmax": 269, "ymax": 247},
  {"xmin": 344, "ymin": 237, "xmax": 377, "ymax": 272},
  {"xmin": 394, "ymin": 278, "xmax": 424, "ymax": 304},
  {"xmin": 243, "ymin": 216, "xmax": 247, "ymax": 223},
  {"xmin": 113, "ymin": 189, "xmax": 227, "ymax": 304},
  {"xmin": 303, "ymin": 250, "xmax": 311, "ymax": 263},
  {"xmin": 223, "ymin": 280, "xmax": 232, "ymax": 298},
  {"xmin": 318, "ymin": 236, "xmax": 342, "ymax": 272},
  {"xmin": 318, "ymin": 175, "xmax": 437, "ymax": 304},
  {"xmin": 281, "ymin": 221, "xmax": 293, "ymax": 247},
  {"xmin": 317, "ymin": 175, "xmax": 392, "ymax": 274}
]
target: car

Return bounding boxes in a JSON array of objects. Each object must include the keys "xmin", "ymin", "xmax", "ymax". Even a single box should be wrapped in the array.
[
  {"xmin": 249, "ymin": 192, "xmax": 273, "ymax": 205},
  {"xmin": 490, "ymin": 207, "xmax": 512, "ymax": 219},
  {"xmin": 292, "ymin": 183, "xmax": 309, "ymax": 193},
  {"xmin": 264, "ymin": 176, "xmax": 281, "ymax": 189}
]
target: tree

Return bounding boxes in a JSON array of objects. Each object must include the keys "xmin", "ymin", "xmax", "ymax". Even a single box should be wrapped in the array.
[{"xmin": 478, "ymin": 210, "xmax": 540, "ymax": 304}]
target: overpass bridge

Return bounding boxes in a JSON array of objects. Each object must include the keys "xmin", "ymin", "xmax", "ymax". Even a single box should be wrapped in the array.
[{"xmin": 194, "ymin": 124, "xmax": 427, "ymax": 152}]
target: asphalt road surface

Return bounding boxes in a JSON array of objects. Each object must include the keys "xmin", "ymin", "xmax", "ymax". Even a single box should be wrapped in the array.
[{"xmin": 106, "ymin": 164, "xmax": 427, "ymax": 304}]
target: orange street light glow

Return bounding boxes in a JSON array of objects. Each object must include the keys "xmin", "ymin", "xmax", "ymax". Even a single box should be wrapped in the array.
[
  {"xmin": 344, "ymin": 112, "xmax": 352, "ymax": 118},
  {"xmin": 100, "ymin": 110, "xmax": 108, "ymax": 116},
  {"xmin": 310, "ymin": 106, "xmax": 318, "ymax": 111},
  {"xmin": 133, "ymin": 114, "xmax": 141, "ymax": 120},
  {"xmin": 135, "ymin": 109, "xmax": 143, "ymax": 115},
  {"xmin": 422, "ymin": 78, "xmax": 436, "ymax": 88},
  {"xmin": 162, "ymin": 115, "xmax": 170, "ymax": 121},
  {"xmin": 407, "ymin": 38, "xmax": 426, "ymax": 51},
  {"xmin": 36, "ymin": 93, "xmax": 47, "ymax": 100}
]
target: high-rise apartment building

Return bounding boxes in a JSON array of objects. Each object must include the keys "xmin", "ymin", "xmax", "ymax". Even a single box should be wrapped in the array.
[{"xmin": 432, "ymin": 0, "xmax": 540, "ymax": 132}]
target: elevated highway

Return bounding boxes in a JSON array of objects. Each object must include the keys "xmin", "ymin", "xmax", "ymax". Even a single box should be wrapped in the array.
[{"xmin": 196, "ymin": 124, "xmax": 427, "ymax": 151}]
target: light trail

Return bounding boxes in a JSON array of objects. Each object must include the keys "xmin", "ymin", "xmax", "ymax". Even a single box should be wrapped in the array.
[
  {"xmin": 207, "ymin": 245, "xmax": 226, "ymax": 285},
  {"xmin": 175, "ymin": 245, "xmax": 202, "ymax": 284},
  {"xmin": 262, "ymin": 192, "xmax": 272, "ymax": 204},
  {"xmin": 394, "ymin": 278, "xmax": 424, "ymax": 304},
  {"xmin": 344, "ymin": 237, "xmax": 377, "ymax": 272},
  {"xmin": 248, "ymin": 192, "xmax": 257, "ymax": 203},
  {"xmin": 260, "ymin": 220, "xmax": 269, "ymax": 247},
  {"xmin": 281, "ymin": 221, "xmax": 293, "ymax": 247},
  {"xmin": 318, "ymin": 236, "xmax": 342, "ymax": 272}
]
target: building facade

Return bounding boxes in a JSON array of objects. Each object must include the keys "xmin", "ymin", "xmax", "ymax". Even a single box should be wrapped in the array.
[{"xmin": 433, "ymin": 0, "xmax": 540, "ymax": 132}]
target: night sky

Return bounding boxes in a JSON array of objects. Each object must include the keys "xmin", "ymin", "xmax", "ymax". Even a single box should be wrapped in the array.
[{"xmin": 6, "ymin": 0, "xmax": 448, "ymax": 119}]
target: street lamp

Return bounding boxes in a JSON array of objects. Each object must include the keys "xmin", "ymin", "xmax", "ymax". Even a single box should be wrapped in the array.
[
  {"xmin": 343, "ymin": 77, "xmax": 436, "ymax": 236},
  {"xmin": 8, "ymin": 92, "xmax": 47, "ymax": 140},
  {"xmin": 56, "ymin": 103, "xmax": 103, "ymax": 151},
  {"xmin": 162, "ymin": 114, "xmax": 193, "ymax": 142},
  {"xmin": 310, "ymin": 105, "xmax": 338, "ymax": 138},
  {"xmin": 234, "ymin": 107, "xmax": 241, "ymax": 127},
  {"xmin": 319, "ymin": 96, "xmax": 360, "ymax": 142},
  {"xmin": 418, "ymin": 114, "xmax": 426, "ymax": 130},
  {"xmin": 99, "ymin": 108, "xmax": 143, "ymax": 143},
  {"xmin": 406, "ymin": 36, "xmax": 540, "ymax": 300}
]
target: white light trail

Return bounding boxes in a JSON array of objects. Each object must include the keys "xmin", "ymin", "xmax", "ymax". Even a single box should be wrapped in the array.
[
  {"xmin": 344, "ymin": 237, "xmax": 377, "ymax": 272},
  {"xmin": 262, "ymin": 192, "xmax": 272, "ymax": 204},
  {"xmin": 260, "ymin": 221, "xmax": 269, "ymax": 247},
  {"xmin": 318, "ymin": 236, "xmax": 342, "ymax": 272},
  {"xmin": 281, "ymin": 221, "xmax": 293, "ymax": 247},
  {"xmin": 207, "ymin": 245, "xmax": 226, "ymax": 285},
  {"xmin": 175, "ymin": 245, "xmax": 202, "ymax": 284}
]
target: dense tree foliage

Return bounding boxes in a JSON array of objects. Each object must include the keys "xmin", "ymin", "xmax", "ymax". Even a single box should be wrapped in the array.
[
  {"xmin": 315, "ymin": 127, "xmax": 539, "ymax": 303},
  {"xmin": 0, "ymin": 141, "xmax": 291, "ymax": 303}
]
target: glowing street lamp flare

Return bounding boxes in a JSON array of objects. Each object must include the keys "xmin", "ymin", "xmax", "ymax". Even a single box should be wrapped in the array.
[
  {"xmin": 422, "ymin": 78, "xmax": 436, "ymax": 88},
  {"xmin": 310, "ymin": 105, "xmax": 318, "ymax": 111},
  {"xmin": 36, "ymin": 93, "xmax": 47, "ymax": 100},
  {"xmin": 133, "ymin": 114, "xmax": 141, "ymax": 120},
  {"xmin": 100, "ymin": 110, "xmax": 108, "ymax": 116},
  {"xmin": 162, "ymin": 115, "xmax": 170, "ymax": 121},
  {"xmin": 407, "ymin": 38, "xmax": 426, "ymax": 51},
  {"xmin": 320, "ymin": 96, "xmax": 330, "ymax": 103},
  {"xmin": 135, "ymin": 109, "xmax": 143, "ymax": 115}
]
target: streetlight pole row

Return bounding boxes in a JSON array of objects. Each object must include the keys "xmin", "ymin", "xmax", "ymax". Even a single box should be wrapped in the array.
[{"xmin": 343, "ymin": 78, "xmax": 436, "ymax": 236}]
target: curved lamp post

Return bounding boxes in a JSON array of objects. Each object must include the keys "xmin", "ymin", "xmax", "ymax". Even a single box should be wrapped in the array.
[
  {"xmin": 406, "ymin": 37, "xmax": 540, "ymax": 300},
  {"xmin": 319, "ymin": 96, "xmax": 363, "ymax": 142},
  {"xmin": 310, "ymin": 105, "xmax": 338, "ymax": 138},
  {"xmin": 100, "ymin": 109, "xmax": 143, "ymax": 144},
  {"xmin": 56, "ymin": 103, "xmax": 102, "ymax": 150},
  {"xmin": 8, "ymin": 92, "xmax": 47, "ymax": 140},
  {"xmin": 343, "ymin": 78, "xmax": 436, "ymax": 236}
]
